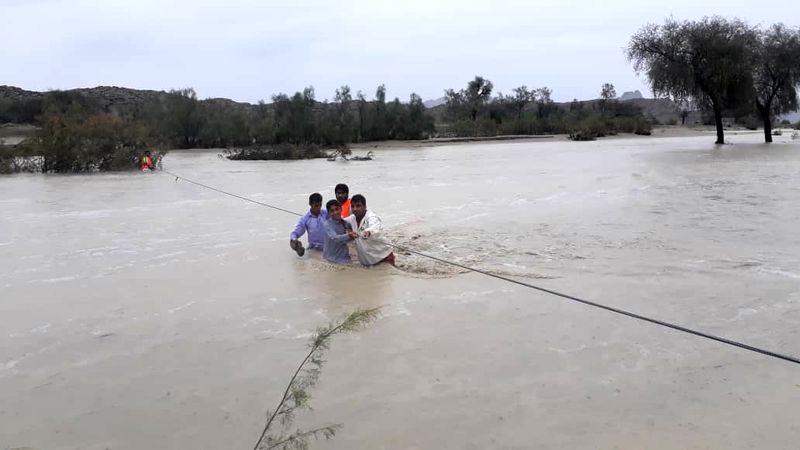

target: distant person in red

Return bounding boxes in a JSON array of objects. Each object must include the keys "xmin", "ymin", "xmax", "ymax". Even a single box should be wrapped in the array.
[{"xmin": 140, "ymin": 150, "xmax": 155, "ymax": 171}]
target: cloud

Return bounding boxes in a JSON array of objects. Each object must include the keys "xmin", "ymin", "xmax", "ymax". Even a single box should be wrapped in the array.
[{"xmin": 1, "ymin": 0, "xmax": 797, "ymax": 102}]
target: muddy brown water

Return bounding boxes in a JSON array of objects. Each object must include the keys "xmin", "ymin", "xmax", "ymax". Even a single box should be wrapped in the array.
[{"xmin": 1, "ymin": 132, "xmax": 799, "ymax": 449}]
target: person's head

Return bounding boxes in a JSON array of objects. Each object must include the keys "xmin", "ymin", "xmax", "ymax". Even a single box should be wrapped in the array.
[
  {"xmin": 335, "ymin": 184, "xmax": 349, "ymax": 203},
  {"xmin": 308, "ymin": 193, "xmax": 323, "ymax": 215},
  {"xmin": 145, "ymin": 150, "xmax": 152, "ymax": 156},
  {"xmin": 351, "ymin": 194, "xmax": 367, "ymax": 219},
  {"xmin": 326, "ymin": 199, "xmax": 342, "ymax": 220}
]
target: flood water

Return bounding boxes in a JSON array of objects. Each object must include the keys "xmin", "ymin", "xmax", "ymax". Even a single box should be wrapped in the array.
[{"xmin": 2, "ymin": 132, "xmax": 800, "ymax": 449}]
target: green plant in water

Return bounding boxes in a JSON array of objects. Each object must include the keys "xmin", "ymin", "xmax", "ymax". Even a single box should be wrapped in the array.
[{"xmin": 254, "ymin": 307, "xmax": 381, "ymax": 450}]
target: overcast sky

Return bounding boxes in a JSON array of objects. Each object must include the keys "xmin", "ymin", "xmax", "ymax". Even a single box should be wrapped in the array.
[{"xmin": 2, "ymin": 0, "xmax": 797, "ymax": 103}]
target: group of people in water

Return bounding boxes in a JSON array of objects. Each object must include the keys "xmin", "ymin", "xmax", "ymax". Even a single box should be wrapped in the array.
[{"xmin": 289, "ymin": 183, "xmax": 395, "ymax": 266}]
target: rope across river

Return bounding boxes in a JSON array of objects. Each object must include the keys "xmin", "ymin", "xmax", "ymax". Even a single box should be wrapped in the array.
[{"xmin": 162, "ymin": 169, "xmax": 800, "ymax": 367}]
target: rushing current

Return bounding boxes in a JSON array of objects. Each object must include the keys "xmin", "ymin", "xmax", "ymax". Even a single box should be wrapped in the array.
[{"xmin": 2, "ymin": 131, "xmax": 799, "ymax": 449}]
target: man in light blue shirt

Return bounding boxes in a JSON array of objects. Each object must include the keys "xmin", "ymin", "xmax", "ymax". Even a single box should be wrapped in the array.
[
  {"xmin": 323, "ymin": 199, "xmax": 356, "ymax": 264},
  {"xmin": 289, "ymin": 193, "xmax": 328, "ymax": 257}
]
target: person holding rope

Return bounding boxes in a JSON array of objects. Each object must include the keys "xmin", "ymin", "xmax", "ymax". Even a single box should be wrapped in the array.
[
  {"xmin": 348, "ymin": 194, "xmax": 395, "ymax": 266},
  {"xmin": 289, "ymin": 193, "xmax": 327, "ymax": 257},
  {"xmin": 323, "ymin": 199, "xmax": 357, "ymax": 264}
]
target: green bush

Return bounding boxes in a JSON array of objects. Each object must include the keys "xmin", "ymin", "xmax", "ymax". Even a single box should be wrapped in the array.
[
  {"xmin": 223, "ymin": 143, "xmax": 329, "ymax": 160},
  {"xmin": 7, "ymin": 112, "xmax": 157, "ymax": 173}
]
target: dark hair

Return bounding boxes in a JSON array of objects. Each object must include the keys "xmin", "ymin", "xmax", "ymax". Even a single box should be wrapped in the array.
[
  {"xmin": 350, "ymin": 194, "xmax": 366, "ymax": 206},
  {"xmin": 334, "ymin": 183, "xmax": 349, "ymax": 194},
  {"xmin": 309, "ymin": 193, "xmax": 322, "ymax": 204},
  {"xmin": 325, "ymin": 199, "xmax": 341, "ymax": 212}
]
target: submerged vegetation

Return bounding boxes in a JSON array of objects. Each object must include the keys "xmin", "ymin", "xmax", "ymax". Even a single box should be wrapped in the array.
[
  {"xmin": 629, "ymin": 17, "xmax": 800, "ymax": 144},
  {"xmin": 254, "ymin": 308, "xmax": 380, "ymax": 450},
  {"xmin": 0, "ymin": 80, "xmax": 657, "ymax": 172}
]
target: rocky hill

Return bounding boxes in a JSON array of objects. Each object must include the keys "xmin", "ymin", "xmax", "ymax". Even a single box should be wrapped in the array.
[
  {"xmin": 1, "ymin": 85, "xmax": 715, "ymax": 127},
  {"xmin": 0, "ymin": 85, "xmax": 258, "ymax": 120}
]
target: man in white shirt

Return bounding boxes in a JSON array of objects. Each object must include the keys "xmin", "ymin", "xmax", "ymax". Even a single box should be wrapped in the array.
[{"xmin": 347, "ymin": 194, "xmax": 395, "ymax": 266}]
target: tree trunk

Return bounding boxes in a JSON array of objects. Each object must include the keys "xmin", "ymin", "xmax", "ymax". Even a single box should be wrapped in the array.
[
  {"xmin": 756, "ymin": 101, "xmax": 772, "ymax": 143},
  {"xmin": 713, "ymin": 102, "xmax": 724, "ymax": 144},
  {"xmin": 763, "ymin": 115, "xmax": 773, "ymax": 143}
]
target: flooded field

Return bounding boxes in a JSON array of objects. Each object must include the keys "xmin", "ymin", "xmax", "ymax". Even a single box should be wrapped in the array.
[{"xmin": 1, "ymin": 132, "xmax": 799, "ymax": 449}]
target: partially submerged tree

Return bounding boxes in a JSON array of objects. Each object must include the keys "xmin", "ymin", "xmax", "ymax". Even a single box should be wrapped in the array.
[
  {"xmin": 752, "ymin": 23, "xmax": 800, "ymax": 142},
  {"xmin": 628, "ymin": 17, "xmax": 758, "ymax": 144}
]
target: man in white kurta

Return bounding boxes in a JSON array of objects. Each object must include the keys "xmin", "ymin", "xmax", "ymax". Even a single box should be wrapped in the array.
[{"xmin": 346, "ymin": 194, "xmax": 395, "ymax": 266}]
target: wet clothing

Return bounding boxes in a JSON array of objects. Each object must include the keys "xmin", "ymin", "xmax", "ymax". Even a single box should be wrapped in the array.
[
  {"xmin": 290, "ymin": 210, "xmax": 329, "ymax": 250},
  {"xmin": 323, "ymin": 218, "xmax": 353, "ymax": 264},
  {"xmin": 381, "ymin": 252, "xmax": 396, "ymax": 266},
  {"xmin": 349, "ymin": 209, "xmax": 393, "ymax": 266}
]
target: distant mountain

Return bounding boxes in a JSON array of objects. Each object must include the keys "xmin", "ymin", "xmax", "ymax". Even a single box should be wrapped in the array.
[
  {"xmin": 0, "ymin": 85, "xmax": 256, "ymax": 111},
  {"xmin": 424, "ymin": 97, "xmax": 446, "ymax": 108},
  {"xmin": 619, "ymin": 90, "xmax": 644, "ymax": 101}
]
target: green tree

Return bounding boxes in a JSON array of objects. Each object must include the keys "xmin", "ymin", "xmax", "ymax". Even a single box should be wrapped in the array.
[
  {"xmin": 443, "ymin": 87, "xmax": 466, "ymax": 120},
  {"xmin": 404, "ymin": 93, "xmax": 434, "ymax": 139},
  {"xmin": 163, "ymin": 88, "xmax": 203, "ymax": 148},
  {"xmin": 334, "ymin": 85, "xmax": 354, "ymax": 144},
  {"xmin": 599, "ymin": 83, "xmax": 616, "ymax": 113},
  {"xmin": 628, "ymin": 17, "xmax": 759, "ymax": 144},
  {"xmin": 753, "ymin": 23, "xmax": 800, "ymax": 142},
  {"xmin": 465, "ymin": 76, "xmax": 494, "ymax": 123},
  {"xmin": 372, "ymin": 84, "xmax": 388, "ymax": 140},
  {"xmin": 511, "ymin": 86, "xmax": 533, "ymax": 132},
  {"xmin": 356, "ymin": 90, "xmax": 368, "ymax": 142},
  {"xmin": 534, "ymin": 87, "xmax": 554, "ymax": 119}
]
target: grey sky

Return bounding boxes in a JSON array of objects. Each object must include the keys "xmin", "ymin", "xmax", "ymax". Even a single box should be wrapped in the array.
[{"xmin": 3, "ymin": 0, "xmax": 797, "ymax": 103}]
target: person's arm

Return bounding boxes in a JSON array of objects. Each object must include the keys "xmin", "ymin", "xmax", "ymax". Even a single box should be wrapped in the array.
[
  {"xmin": 325, "ymin": 221, "xmax": 353, "ymax": 243},
  {"xmin": 290, "ymin": 215, "xmax": 307, "ymax": 241},
  {"xmin": 361, "ymin": 214, "xmax": 383, "ymax": 239}
]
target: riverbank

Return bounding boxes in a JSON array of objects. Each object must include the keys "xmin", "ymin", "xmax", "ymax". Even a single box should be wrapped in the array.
[{"xmin": 349, "ymin": 125, "xmax": 765, "ymax": 150}]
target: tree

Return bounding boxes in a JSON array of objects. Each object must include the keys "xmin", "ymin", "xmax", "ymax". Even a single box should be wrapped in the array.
[
  {"xmin": 334, "ymin": 85, "xmax": 354, "ymax": 144},
  {"xmin": 599, "ymin": 83, "xmax": 616, "ymax": 113},
  {"xmin": 534, "ymin": 87, "xmax": 553, "ymax": 119},
  {"xmin": 443, "ymin": 88, "xmax": 466, "ymax": 119},
  {"xmin": 164, "ymin": 88, "xmax": 203, "ymax": 148},
  {"xmin": 404, "ymin": 93, "xmax": 434, "ymax": 139},
  {"xmin": 372, "ymin": 84, "xmax": 388, "ymax": 140},
  {"xmin": 752, "ymin": 24, "xmax": 800, "ymax": 142},
  {"xmin": 465, "ymin": 76, "xmax": 494, "ymax": 122},
  {"xmin": 628, "ymin": 17, "xmax": 759, "ymax": 144},
  {"xmin": 356, "ymin": 90, "xmax": 368, "ymax": 141},
  {"xmin": 511, "ymin": 86, "xmax": 533, "ymax": 123}
]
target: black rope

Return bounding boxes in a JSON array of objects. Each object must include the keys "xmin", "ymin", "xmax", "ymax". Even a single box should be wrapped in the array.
[
  {"xmin": 164, "ymin": 170, "xmax": 301, "ymax": 217},
  {"xmin": 162, "ymin": 170, "xmax": 800, "ymax": 366}
]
